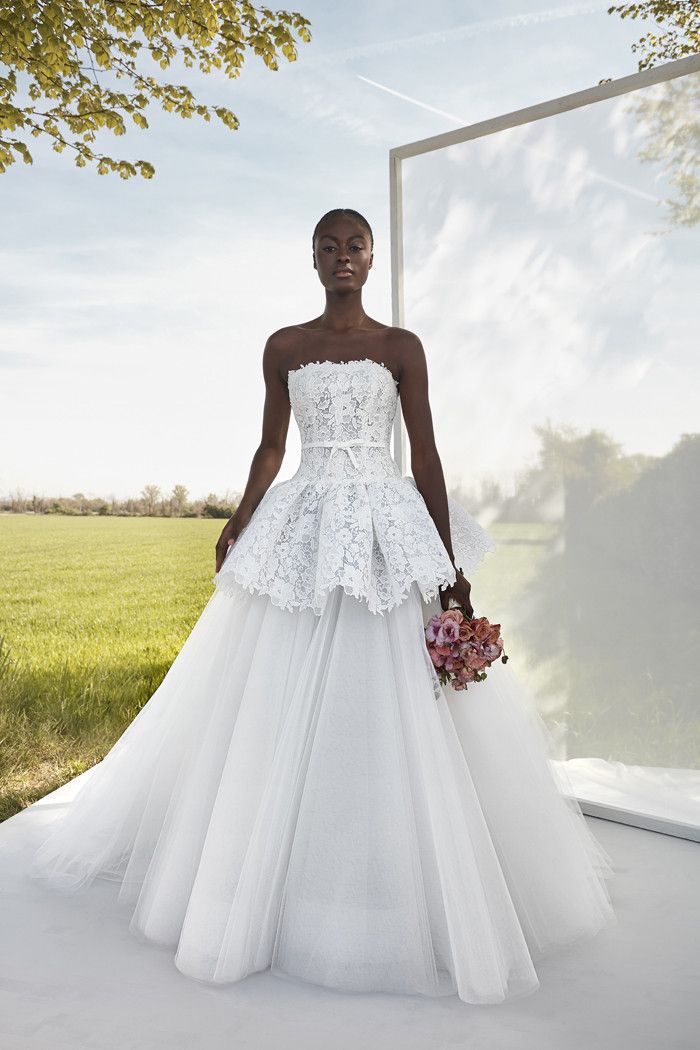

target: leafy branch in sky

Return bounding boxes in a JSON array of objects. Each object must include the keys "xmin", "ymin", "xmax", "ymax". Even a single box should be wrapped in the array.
[
  {"xmin": 632, "ymin": 73, "xmax": 700, "ymax": 228},
  {"xmin": 606, "ymin": 2, "xmax": 699, "ymax": 228},
  {"xmin": 607, "ymin": 1, "xmax": 700, "ymax": 70},
  {"xmin": 0, "ymin": 0, "xmax": 312, "ymax": 178}
]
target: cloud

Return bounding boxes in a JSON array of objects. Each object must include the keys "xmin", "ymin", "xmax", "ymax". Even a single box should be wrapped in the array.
[
  {"xmin": 303, "ymin": 4, "xmax": 604, "ymax": 68},
  {"xmin": 397, "ymin": 99, "xmax": 694, "ymax": 491},
  {"xmin": 0, "ymin": 212, "xmax": 392, "ymax": 498},
  {"xmin": 0, "ymin": 350, "xmax": 47, "ymax": 368},
  {"xmin": 362, "ymin": 77, "xmax": 661, "ymax": 210},
  {"xmin": 0, "ymin": 0, "xmax": 676, "ymax": 497}
]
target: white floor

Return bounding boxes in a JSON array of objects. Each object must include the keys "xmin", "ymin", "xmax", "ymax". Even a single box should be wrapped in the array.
[{"xmin": 1, "ymin": 782, "xmax": 698, "ymax": 1050}]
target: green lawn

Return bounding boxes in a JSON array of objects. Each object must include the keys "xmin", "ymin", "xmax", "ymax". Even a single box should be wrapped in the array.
[
  {"xmin": 0, "ymin": 515, "xmax": 222, "ymax": 821},
  {"xmin": 8, "ymin": 513, "xmax": 681, "ymax": 824},
  {"xmin": 2, "ymin": 514, "xmax": 549, "ymax": 821}
]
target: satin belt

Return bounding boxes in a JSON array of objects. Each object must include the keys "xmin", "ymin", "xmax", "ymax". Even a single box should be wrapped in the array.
[{"xmin": 301, "ymin": 439, "xmax": 388, "ymax": 472}]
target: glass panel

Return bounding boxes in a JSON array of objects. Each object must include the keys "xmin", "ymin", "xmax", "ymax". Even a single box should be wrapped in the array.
[{"xmin": 401, "ymin": 70, "xmax": 700, "ymax": 829}]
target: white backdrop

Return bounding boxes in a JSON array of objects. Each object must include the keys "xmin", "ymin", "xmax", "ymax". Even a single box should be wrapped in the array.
[{"xmin": 395, "ymin": 60, "xmax": 700, "ymax": 834}]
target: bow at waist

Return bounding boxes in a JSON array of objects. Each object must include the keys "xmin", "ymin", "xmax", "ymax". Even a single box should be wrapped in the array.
[{"xmin": 301, "ymin": 438, "xmax": 388, "ymax": 472}]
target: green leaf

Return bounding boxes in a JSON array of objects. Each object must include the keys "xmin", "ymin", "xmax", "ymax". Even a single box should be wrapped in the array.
[{"xmin": 0, "ymin": 0, "xmax": 313, "ymax": 179}]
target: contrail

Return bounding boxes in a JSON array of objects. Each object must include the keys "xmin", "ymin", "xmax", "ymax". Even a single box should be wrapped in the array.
[
  {"xmin": 307, "ymin": 4, "xmax": 603, "ymax": 65},
  {"xmin": 357, "ymin": 75, "xmax": 472, "ymax": 126},
  {"xmin": 357, "ymin": 75, "xmax": 661, "ymax": 206}
]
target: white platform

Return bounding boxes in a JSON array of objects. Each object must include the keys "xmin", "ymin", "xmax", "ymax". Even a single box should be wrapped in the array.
[
  {"xmin": 1, "ymin": 781, "xmax": 698, "ymax": 1050},
  {"xmin": 552, "ymin": 758, "xmax": 700, "ymax": 839}
]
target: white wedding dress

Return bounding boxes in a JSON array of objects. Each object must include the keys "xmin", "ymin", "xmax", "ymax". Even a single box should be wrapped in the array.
[{"xmin": 29, "ymin": 357, "xmax": 616, "ymax": 1005}]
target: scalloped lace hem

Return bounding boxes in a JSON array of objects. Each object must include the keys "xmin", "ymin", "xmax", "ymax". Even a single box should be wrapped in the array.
[
  {"xmin": 453, "ymin": 531, "xmax": 498, "ymax": 576},
  {"xmin": 212, "ymin": 567, "xmax": 464, "ymax": 618}
]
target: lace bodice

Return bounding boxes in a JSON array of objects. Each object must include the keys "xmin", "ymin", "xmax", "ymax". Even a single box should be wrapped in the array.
[
  {"xmin": 290, "ymin": 358, "xmax": 401, "ymax": 485},
  {"xmin": 214, "ymin": 358, "xmax": 496, "ymax": 615}
]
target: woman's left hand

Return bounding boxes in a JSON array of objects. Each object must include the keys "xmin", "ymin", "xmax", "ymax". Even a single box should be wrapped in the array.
[{"xmin": 440, "ymin": 567, "xmax": 474, "ymax": 618}]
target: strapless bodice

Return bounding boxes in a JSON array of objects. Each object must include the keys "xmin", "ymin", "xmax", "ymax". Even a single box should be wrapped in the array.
[
  {"xmin": 214, "ymin": 358, "xmax": 496, "ymax": 616},
  {"xmin": 289, "ymin": 358, "xmax": 401, "ymax": 485}
]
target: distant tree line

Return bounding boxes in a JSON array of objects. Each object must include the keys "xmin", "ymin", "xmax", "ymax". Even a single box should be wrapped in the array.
[
  {"xmin": 3, "ymin": 422, "xmax": 688, "ymax": 523},
  {"xmin": 0, "ymin": 485, "xmax": 241, "ymax": 519}
]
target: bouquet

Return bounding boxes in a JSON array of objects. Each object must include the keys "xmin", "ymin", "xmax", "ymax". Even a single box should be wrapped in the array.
[{"xmin": 424, "ymin": 607, "xmax": 508, "ymax": 691}]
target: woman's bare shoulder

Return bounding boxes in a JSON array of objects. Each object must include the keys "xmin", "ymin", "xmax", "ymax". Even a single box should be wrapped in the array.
[
  {"xmin": 384, "ymin": 326, "xmax": 425, "ymax": 378},
  {"xmin": 384, "ymin": 325, "xmax": 423, "ymax": 349},
  {"xmin": 265, "ymin": 325, "xmax": 306, "ymax": 349},
  {"xmin": 259, "ymin": 327, "xmax": 305, "ymax": 385}
]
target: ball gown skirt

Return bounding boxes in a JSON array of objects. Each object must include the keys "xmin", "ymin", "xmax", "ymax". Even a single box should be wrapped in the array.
[
  {"xmin": 28, "ymin": 580, "xmax": 615, "ymax": 1004},
  {"xmin": 28, "ymin": 358, "xmax": 616, "ymax": 1005}
]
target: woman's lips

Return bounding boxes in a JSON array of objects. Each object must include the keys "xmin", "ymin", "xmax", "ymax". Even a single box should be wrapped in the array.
[{"xmin": 334, "ymin": 271, "xmax": 353, "ymax": 277}]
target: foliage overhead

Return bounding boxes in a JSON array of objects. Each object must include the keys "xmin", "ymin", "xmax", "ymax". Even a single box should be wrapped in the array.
[
  {"xmin": 607, "ymin": 1, "xmax": 700, "ymax": 69},
  {"xmin": 0, "ymin": 0, "xmax": 312, "ymax": 178},
  {"xmin": 605, "ymin": 2, "xmax": 700, "ymax": 228}
]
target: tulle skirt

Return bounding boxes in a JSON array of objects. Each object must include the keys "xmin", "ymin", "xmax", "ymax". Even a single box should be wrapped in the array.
[{"xmin": 28, "ymin": 581, "xmax": 616, "ymax": 1005}]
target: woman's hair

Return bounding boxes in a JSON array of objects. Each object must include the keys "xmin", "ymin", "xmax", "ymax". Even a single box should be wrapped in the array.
[{"xmin": 312, "ymin": 208, "xmax": 373, "ymax": 251}]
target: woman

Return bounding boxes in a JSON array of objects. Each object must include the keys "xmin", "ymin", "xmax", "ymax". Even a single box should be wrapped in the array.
[
  {"xmin": 213, "ymin": 208, "xmax": 476, "ymax": 619},
  {"xmin": 30, "ymin": 207, "xmax": 616, "ymax": 1005}
]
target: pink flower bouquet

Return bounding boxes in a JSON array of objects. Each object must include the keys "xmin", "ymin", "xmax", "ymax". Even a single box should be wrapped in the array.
[{"xmin": 424, "ymin": 608, "xmax": 508, "ymax": 691}]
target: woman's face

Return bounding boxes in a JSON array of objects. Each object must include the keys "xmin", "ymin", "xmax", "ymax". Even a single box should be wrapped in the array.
[{"xmin": 313, "ymin": 217, "xmax": 373, "ymax": 292}]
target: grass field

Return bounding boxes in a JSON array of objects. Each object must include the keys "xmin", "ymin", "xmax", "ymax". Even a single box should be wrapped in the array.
[
  {"xmin": 2, "ymin": 513, "xmax": 540, "ymax": 822},
  {"xmin": 6, "ymin": 513, "xmax": 687, "ymax": 824},
  {"xmin": 0, "ymin": 515, "xmax": 223, "ymax": 821}
]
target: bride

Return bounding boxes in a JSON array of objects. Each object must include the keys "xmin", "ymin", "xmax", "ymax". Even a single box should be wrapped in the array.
[{"xmin": 29, "ymin": 207, "xmax": 616, "ymax": 1005}]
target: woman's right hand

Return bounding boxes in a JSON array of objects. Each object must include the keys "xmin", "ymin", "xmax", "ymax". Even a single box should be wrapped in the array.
[
  {"xmin": 215, "ymin": 508, "xmax": 252, "ymax": 573},
  {"xmin": 439, "ymin": 568, "xmax": 475, "ymax": 618}
]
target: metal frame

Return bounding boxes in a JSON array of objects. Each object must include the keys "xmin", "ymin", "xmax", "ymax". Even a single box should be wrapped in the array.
[{"xmin": 389, "ymin": 52, "xmax": 700, "ymax": 843}]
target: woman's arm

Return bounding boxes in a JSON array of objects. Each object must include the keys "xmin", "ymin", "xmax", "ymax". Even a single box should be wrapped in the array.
[
  {"xmin": 215, "ymin": 337, "xmax": 291, "ymax": 572},
  {"xmin": 397, "ymin": 331, "xmax": 474, "ymax": 615}
]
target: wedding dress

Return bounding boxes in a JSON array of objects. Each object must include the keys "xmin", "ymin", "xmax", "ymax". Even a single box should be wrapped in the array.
[{"xmin": 29, "ymin": 357, "xmax": 616, "ymax": 1005}]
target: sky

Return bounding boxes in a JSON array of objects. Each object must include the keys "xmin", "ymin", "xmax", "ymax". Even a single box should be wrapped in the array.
[
  {"xmin": 400, "ymin": 80, "xmax": 700, "ymax": 496},
  {"xmin": 1, "ymin": 0, "xmax": 692, "ymax": 501}
]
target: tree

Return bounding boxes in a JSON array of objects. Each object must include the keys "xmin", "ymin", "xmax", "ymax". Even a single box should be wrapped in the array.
[
  {"xmin": 71, "ymin": 490, "xmax": 88, "ymax": 513},
  {"xmin": 140, "ymin": 483, "xmax": 161, "ymax": 515},
  {"xmin": 605, "ymin": 3, "xmax": 700, "ymax": 229},
  {"xmin": 634, "ymin": 73, "xmax": 700, "ymax": 228},
  {"xmin": 0, "ymin": 1, "xmax": 312, "ymax": 178},
  {"xmin": 170, "ymin": 483, "xmax": 188, "ymax": 516},
  {"xmin": 9, "ymin": 487, "xmax": 26, "ymax": 512},
  {"xmin": 202, "ymin": 491, "xmax": 233, "ymax": 517},
  {"xmin": 607, "ymin": 2, "xmax": 700, "ymax": 70}
]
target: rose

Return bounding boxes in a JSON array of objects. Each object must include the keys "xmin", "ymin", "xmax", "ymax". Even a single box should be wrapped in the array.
[
  {"xmin": 424, "ymin": 615, "xmax": 443, "ymax": 644},
  {"xmin": 471, "ymin": 617, "xmax": 498, "ymax": 644},
  {"xmin": 458, "ymin": 621, "xmax": 474, "ymax": 641},
  {"xmin": 452, "ymin": 666, "xmax": 477, "ymax": 691},
  {"xmin": 424, "ymin": 606, "xmax": 508, "ymax": 694},
  {"xmin": 436, "ymin": 618, "xmax": 460, "ymax": 646},
  {"xmin": 463, "ymin": 647, "xmax": 489, "ymax": 671}
]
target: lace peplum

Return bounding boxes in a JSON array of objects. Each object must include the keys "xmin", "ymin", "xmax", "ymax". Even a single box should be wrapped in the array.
[{"xmin": 214, "ymin": 358, "xmax": 497, "ymax": 615}]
